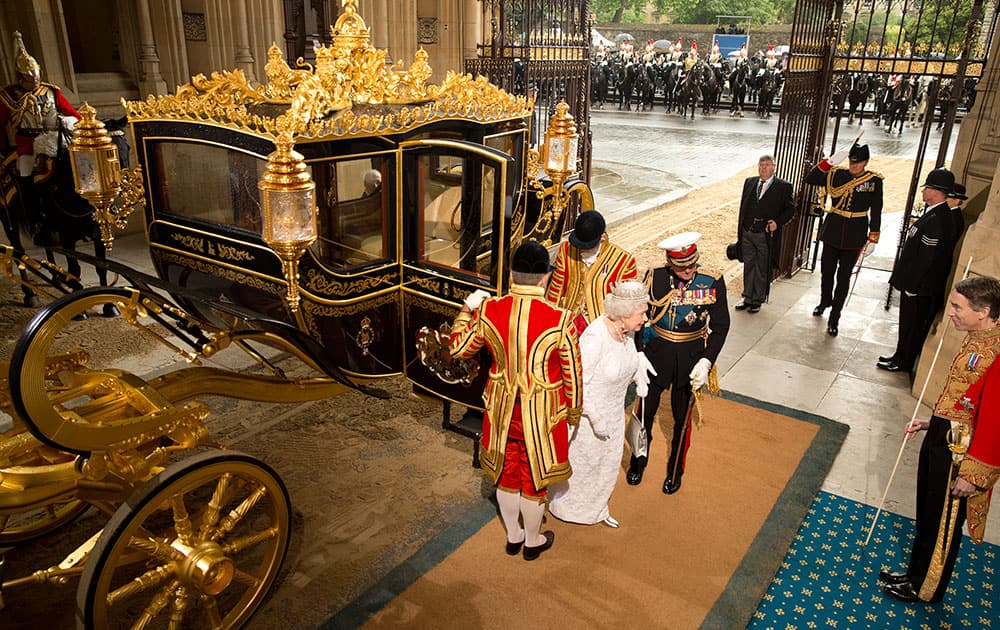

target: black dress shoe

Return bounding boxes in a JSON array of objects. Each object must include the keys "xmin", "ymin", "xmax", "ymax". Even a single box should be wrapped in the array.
[
  {"xmin": 878, "ymin": 355, "xmax": 897, "ymax": 364},
  {"xmin": 827, "ymin": 322, "xmax": 838, "ymax": 336},
  {"xmin": 662, "ymin": 477, "xmax": 682, "ymax": 494},
  {"xmin": 882, "ymin": 581, "xmax": 920, "ymax": 602},
  {"xmin": 735, "ymin": 300, "xmax": 751, "ymax": 311},
  {"xmin": 626, "ymin": 457, "xmax": 646, "ymax": 486},
  {"xmin": 878, "ymin": 570, "xmax": 909, "ymax": 585},
  {"xmin": 505, "ymin": 540, "xmax": 524, "ymax": 556},
  {"xmin": 877, "ymin": 361, "xmax": 911, "ymax": 372},
  {"xmin": 812, "ymin": 304, "xmax": 828, "ymax": 317},
  {"xmin": 748, "ymin": 304, "xmax": 761, "ymax": 313},
  {"xmin": 523, "ymin": 531, "xmax": 555, "ymax": 561}
]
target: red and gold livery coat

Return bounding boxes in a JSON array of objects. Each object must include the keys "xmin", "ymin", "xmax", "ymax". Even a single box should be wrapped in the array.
[
  {"xmin": 954, "ymin": 331, "xmax": 1000, "ymax": 543},
  {"xmin": 450, "ymin": 283, "xmax": 583, "ymax": 490},
  {"xmin": 544, "ymin": 240, "xmax": 637, "ymax": 329}
]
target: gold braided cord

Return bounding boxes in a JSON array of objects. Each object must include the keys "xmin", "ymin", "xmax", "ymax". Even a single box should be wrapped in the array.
[
  {"xmin": 824, "ymin": 168, "xmax": 881, "ymax": 215},
  {"xmin": 691, "ymin": 364, "xmax": 720, "ymax": 429}
]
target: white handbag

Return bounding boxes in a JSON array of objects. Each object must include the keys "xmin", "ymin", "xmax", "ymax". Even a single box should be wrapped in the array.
[{"xmin": 625, "ymin": 401, "xmax": 648, "ymax": 459}]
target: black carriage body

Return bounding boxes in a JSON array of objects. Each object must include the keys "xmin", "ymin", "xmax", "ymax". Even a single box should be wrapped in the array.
[{"xmin": 131, "ymin": 113, "xmax": 530, "ymax": 409}]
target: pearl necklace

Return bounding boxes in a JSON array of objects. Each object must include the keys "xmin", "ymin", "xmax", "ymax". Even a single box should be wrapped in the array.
[{"xmin": 608, "ymin": 318, "xmax": 628, "ymax": 343}]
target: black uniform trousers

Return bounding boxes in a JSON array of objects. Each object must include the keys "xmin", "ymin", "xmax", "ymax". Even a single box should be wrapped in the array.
[
  {"xmin": 633, "ymin": 336, "xmax": 698, "ymax": 482},
  {"xmin": 906, "ymin": 416, "xmax": 966, "ymax": 602},
  {"xmin": 893, "ymin": 293, "xmax": 938, "ymax": 369},
  {"xmin": 819, "ymin": 244, "xmax": 862, "ymax": 318}
]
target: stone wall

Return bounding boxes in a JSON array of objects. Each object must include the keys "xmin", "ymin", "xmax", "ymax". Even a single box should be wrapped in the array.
[{"xmin": 594, "ymin": 23, "xmax": 792, "ymax": 55}]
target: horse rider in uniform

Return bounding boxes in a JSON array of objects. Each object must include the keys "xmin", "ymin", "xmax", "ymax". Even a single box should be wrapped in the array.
[
  {"xmin": 805, "ymin": 142, "xmax": 883, "ymax": 336},
  {"xmin": 451, "ymin": 240, "xmax": 583, "ymax": 561},
  {"xmin": 628, "ymin": 232, "xmax": 730, "ymax": 494},
  {"xmin": 0, "ymin": 31, "xmax": 80, "ymax": 306},
  {"xmin": 545, "ymin": 209, "xmax": 637, "ymax": 335}
]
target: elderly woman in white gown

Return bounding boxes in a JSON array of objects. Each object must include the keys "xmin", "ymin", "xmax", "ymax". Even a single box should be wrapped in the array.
[{"xmin": 549, "ymin": 280, "xmax": 653, "ymax": 528}]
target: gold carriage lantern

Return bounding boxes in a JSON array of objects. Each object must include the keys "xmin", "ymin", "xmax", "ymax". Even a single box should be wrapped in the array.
[
  {"xmin": 69, "ymin": 103, "xmax": 122, "ymax": 250},
  {"xmin": 259, "ymin": 132, "xmax": 317, "ymax": 314},
  {"xmin": 540, "ymin": 100, "xmax": 579, "ymax": 228}
]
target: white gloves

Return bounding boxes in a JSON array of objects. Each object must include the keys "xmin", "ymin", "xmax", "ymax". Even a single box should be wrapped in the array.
[
  {"xmin": 591, "ymin": 419, "xmax": 610, "ymax": 440},
  {"xmin": 464, "ymin": 289, "xmax": 491, "ymax": 311},
  {"xmin": 635, "ymin": 351, "xmax": 657, "ymax": 399},
  {"xmin": 863, "ymin": 240, "xmax": 877, "ymax": 257},
  {"xmin": 828, "ymin": 147, "xmax": 851, "ymax": 165},
  {"xmin": 689, "ymin": 358, "xmax": 712, "ymax": 391}
]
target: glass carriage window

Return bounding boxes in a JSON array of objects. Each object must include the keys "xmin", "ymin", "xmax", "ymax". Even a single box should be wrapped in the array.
[
  {"xmin": 149, "ymin": 142, "xmax": 265, "ymax": 233},
  {"xmin": 417, "ymin": 154, "xmax": 493, "ymax": 280},
  {"xmin": 311, "ymin": 155, "xmax": 390, "ymax": 269}
]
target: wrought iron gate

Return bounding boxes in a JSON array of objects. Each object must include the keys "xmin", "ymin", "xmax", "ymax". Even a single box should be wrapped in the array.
[{"xmin": 776, "ymin": 0, "xmax": 997, "ymax": 278}]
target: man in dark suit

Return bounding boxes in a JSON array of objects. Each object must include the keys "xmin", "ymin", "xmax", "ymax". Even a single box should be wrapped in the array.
[
  {"xmin": 734, "ymin": 155, "xmax": 796, "ymax": 313},
  {"xmin": 805, "ymin": 142, "xmax": 883, "ymax": 336},
  {"xmin": 878, "ymin": 168, "xmax": 958, "ymax": 372}
]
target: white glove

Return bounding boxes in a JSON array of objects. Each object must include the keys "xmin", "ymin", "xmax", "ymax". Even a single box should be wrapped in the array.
[
  {"xmin": 592, "ymin": 419, "xmax": 609, "ymax": 440},
  {"xmin": 828, "ymin": 147, "xmax": 850, "ymax": 165},
  {"xmin": 689, "ymin": 357, "xmax": 712, "ymax": 391},
  {"xmin": 634, "ymin": 351, "xmax": 657, "ymax": 398},
  {"xmin": 863, "ymin": 241, "xmax": 877, "ymax": 257},
  {"xmin": 464, "ymin": 289, "xmax": 491, "ymax": 311}
]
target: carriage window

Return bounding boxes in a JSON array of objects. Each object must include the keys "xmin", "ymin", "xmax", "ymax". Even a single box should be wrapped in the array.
[
  {"xmin": 150, "ymin": 142, "xmax": 266, "ymax": 232},
  {"xmin": 311, "ymin": 156, "xmax": 390, "ymax": 269},
  {"xmin": 417, "ymin": 153, "xmax": 493, "ymax": 279}
]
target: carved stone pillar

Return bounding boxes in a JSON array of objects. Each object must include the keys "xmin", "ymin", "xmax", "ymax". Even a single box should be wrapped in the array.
[
  {"xmin": 136, "ymin": 0, "xmax": 168, "ymax": 95},
  {"xmin": 232, "ymin": 0, "xmax": 255, "ymax": 74}
]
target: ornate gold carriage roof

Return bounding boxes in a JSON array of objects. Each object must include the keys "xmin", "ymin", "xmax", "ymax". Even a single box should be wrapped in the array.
[{"xmin": 122, "ymin": 0, "xmax": 533, "ymax": 141}]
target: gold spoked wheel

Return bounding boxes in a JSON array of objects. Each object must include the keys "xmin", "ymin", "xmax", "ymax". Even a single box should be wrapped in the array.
[{"xmin": 76, "ymin": 451, "xmax": 291, "ymax": 629}]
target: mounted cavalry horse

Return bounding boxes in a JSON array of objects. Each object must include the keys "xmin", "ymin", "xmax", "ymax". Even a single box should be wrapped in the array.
[
  {"xmin": 884, "ymin": 75, "xmax": 915, "ymax": 135},
  {"xmin": 674, "ymin": 61, "xmax": 702, "ymax": 119},
  {"xmin": 729, "ymin": 61, "xmax": 750, "ymax": 117},
  {"xmin": 756, "ymin": 66, "xmax": 781, "ymax": 118},
  {"xmin": 846, "ymin": 73, "xmax": 873, "ymax": 125}
]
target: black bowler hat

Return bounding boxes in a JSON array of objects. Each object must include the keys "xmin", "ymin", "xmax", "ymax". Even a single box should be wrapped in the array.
[
  {"xmin": 848, "ymin": 144, "xmax": 870, "ymax": 162},
  {"xmin": 511, "ymin": 240, "xmax": 554, "ymax": 274},
  {"xmin": 948, "ymin": 183, "xmax": 968, "ymax": 200},
  {"xmin": 569, "ymin": 210, "xmax": 606, "ymax": 250},
  {"xmin": 922, "ymin": 167, "xmax": 955, "ymax": 192}
]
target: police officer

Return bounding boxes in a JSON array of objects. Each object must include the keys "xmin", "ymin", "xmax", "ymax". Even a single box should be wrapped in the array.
[
  {"xmin": 628, "ymin": 232, "xmax": 730, "ymax": 494},
  {"xmin": 805, "ymin": 142, "xmax": 883, "ymax": 336}
]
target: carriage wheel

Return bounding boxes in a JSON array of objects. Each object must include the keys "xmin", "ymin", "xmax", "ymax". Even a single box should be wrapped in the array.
[
  {"xmin": 76, "ymin": 451, "xmax": 291, "ymax": 629},
  {"xmin": 0, "ymin": 498, "xmax": 89, "ymax": 545}
]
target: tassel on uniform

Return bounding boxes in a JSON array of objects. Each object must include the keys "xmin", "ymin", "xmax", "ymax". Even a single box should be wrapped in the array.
[{"xmin": 692, "ymin": 365, "xmax": 720, "ymax": 429}]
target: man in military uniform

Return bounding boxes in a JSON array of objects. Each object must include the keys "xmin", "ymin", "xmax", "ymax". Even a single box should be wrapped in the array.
[
  {"xmin": 805, "ymin": 142, "xmax": 883, "ymax": 336},
  {"xmin": 881, "ymin": 276, "xmax": 1000, "ymax": 603},
  {"xmin": 879, "ymin": 168, "xmax": 959, "ymax": 373},
  {"xmin": 451, "ymin": 240, "xmax": 583, "ymax": 561},
  {"xmin": 545, "ymin": 209, "xmax": 637, "ymax": 334},
  {"xmin": 627, "ymin": 232, "xmax": 730, "ymax": 494}
]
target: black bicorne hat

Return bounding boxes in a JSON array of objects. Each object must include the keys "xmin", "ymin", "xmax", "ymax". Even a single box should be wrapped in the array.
[
  {"xmin": 568, "ymin": 210, "xmax": 606, "ymax": 250},
  {"xmin": 511, "ymin": 240, "xmax": 554, "ymax": 274},
  {"xmin": 848, "ymin": 144, "xmax": 870, "ymax": 162}
]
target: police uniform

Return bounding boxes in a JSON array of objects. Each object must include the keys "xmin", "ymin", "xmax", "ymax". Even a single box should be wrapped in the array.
[
  {"xmin": 627, "ymin": 232, "xmax": 730, "ymax": 493},
  {"xmin": 805, "ymin": 143, "xmax": 883, "ymax": 335},
  {"xmin": 545, "ymin": 210, "xmax": 638, "ymax": 333},
  {"xmin": 883, "ymin": 169, "xmax": 958, "ymax": 372}
]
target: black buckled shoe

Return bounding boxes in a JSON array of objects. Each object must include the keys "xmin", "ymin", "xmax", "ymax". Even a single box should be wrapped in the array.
[
  {"xmin": 523, "ymin": 531, "xmax": 555, "ymax": 561},
  {"xmin": 882, "ymin": 581, "xmax": 920, "ymax": 602},
  {"xmin": 505, "ymin": 540, "xmax": 524, "ymax": 556},
  {"xmin": 878, "ymin": 570, "xmax": 909, "ymax": 585},
  {"xmin": 812, "ymin": 304, "xmax": 828, "ymax": 317}
]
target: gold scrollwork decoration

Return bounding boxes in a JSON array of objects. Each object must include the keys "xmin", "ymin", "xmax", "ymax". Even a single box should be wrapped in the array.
[
  {"xmin": 303, "ymin": 268, "xmax": 387, "ymax": 296},
  {"xmin": 153, "ymin": 250, "xmax": 284, "ymax": 297}
]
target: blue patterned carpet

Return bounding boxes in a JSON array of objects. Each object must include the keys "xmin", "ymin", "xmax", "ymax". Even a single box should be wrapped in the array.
[{"xmin": 749, "ymin": 491, "xmax": 999, "ymax": 629}]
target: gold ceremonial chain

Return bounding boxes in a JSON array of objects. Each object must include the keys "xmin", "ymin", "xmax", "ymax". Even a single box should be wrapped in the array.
[{"xmin": 825, "ymin": 169, "xmax": 877, "ymax": 215}]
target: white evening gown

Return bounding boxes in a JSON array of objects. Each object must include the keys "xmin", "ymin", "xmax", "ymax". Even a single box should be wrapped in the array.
[{"xmin": 549, "ymin": 315, "xmax": 641, "ymax": 524}]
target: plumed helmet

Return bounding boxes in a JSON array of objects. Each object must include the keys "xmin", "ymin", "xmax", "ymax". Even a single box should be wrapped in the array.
[
  {"xmin": 569, "ymin": 210, "xmax": 606, "ymax": 250},
  {"xmin": 921, "ymin": 167, "xmax": 955, "ymax": 193},
  {"xmin": 511, "ymin": 240, "xmax": 554, "ymax": 274},
  {"xmin": 13, "ymin": 31, "xmax": 40, "ymax": 76}
]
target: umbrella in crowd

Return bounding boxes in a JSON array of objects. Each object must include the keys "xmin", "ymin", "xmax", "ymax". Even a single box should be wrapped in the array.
[
  {"xmin": 614, "ymin": 33, "xmax": 635, "ymax": 43},
  {"xmin": 653, "ymin": 39, "xmax": 672, "ymax": 52}
]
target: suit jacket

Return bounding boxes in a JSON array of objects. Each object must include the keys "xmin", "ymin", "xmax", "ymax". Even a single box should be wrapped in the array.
[
  {"xmin": 451, "ymin": 283, "xmax": 583, "ymax": 489},
  {"xmin": 736, "ymin": 175, "xmax": 795, "ymax": 267},
  {"xmin": 545, "ymin": 239, "xmax": 637, "ymax": 325},
  {"xmin": 889, "ymin": 202, "xmax": 955, "ymax": 297}
]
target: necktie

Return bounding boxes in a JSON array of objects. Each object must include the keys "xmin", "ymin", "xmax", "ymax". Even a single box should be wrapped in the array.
[{"xmin": 757, "ymin": 179, "xmax": 764, "ymax": 199}]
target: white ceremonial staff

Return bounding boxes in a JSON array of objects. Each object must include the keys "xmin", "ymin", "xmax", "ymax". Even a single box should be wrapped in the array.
[{"xmin": 862, "ymin": 254, "xmax": 974, "ymax": 548}]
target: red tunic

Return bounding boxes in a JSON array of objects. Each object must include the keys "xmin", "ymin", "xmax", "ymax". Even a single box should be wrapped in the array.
[
  {"xmin": 957, "ymin": 353, "xmax": 1000, "ymax": 543},
  {"xmin": 544, "ymin": 240, "xmax": 637, "ymax": 334},
  {"xmin": 451, "ymin": 283, "xmax": 583, "ymax": 491}
]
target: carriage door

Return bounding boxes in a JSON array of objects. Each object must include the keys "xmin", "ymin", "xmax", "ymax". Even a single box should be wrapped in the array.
[
  {"xmin": 772, "ymin": 0, "xmax": 841, "ymax": 275},
  {"xmin": 399, "ymin": 139, "xmax": 514, "ymax": 408}
]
